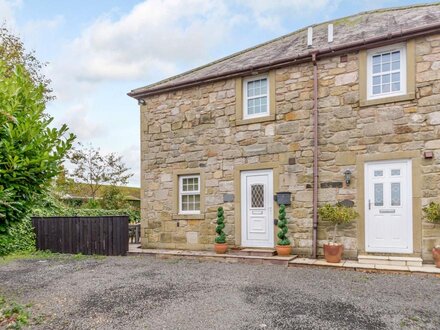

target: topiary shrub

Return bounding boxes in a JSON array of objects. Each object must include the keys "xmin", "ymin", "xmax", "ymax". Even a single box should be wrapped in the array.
[
  {"xmin": 215, "ymin": 207, "xmax": 226, "ymax": 244},
  {"xmin": 318, "ymin": 203, "xmax": 358, "ymax": 244},
  {"xmin": 277, "ymin": 205, "xmax": 291, "ymax": 246}
]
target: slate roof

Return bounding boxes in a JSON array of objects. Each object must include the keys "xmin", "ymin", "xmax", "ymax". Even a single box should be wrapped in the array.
[{"xmin": 129, "ymin": 3, "xmax": 440, "ymax": 98}]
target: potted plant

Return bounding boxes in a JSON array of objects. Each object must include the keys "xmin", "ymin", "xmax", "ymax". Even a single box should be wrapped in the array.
[
  {"xmin": 276, "ymin": 205, "xmax": 292, "ymax": 256},
  {"xmin": 214, "ymin": 206, "xmax": 228, "ymax": 254},
  {"xmin": 318, "ymin": 203, "xmax": 358, "ymax": 263},
  {"xmin": 422, "ymin": 202, "xmax": 440, "ymax": 267}
]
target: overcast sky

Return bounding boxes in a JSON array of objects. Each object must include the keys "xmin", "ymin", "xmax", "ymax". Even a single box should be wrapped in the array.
[{"xmin": 0, "ymin": 0, "xmax": 433, "ymax": 186}]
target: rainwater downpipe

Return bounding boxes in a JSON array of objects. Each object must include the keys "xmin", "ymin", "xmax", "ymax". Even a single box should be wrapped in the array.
[{"xmin": 312, "ymin": 52, "xmax": 319, "ymax": 259}]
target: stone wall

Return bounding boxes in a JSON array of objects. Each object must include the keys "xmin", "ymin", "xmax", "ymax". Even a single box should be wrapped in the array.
[{"xmin": 140, "ymin": 34, "xmax": 440, "ymax": 260}]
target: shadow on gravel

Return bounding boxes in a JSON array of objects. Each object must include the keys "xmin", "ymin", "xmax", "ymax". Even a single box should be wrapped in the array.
[{"xmin": 241, "ymin": 284, "xmax": 387, "ymax": 329}]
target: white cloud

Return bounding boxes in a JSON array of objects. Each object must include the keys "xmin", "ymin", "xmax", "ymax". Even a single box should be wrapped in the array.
[
  {"xmin": 57, "ymin": 103, "xmax": 106, "ymax": 140},
  {"xmin": 119, "ymin": 144, "xmax": 140, "ymax": 186},
  {"xmin": 52, "ymin": 0, "xmax": 241, "ymax": 87},
  {"xmin": 0, "ymin": 0, "xmax": 21, "ymax": 29}
]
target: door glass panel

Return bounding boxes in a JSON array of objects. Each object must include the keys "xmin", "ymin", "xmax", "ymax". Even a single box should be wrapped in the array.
[
  {"xmin": 251, "ymin": 184, "xmax": 264, "ymax": 208},
  {"xmin": 391, "ymin": 169, "xmax": 400, "ymax": 176},
  {"xmin": 374, "ymin": 183, "xmax": 384, "ymax": 206},
  {"xmin": 374, "ymin": 170, "xmax": 383, "ymax": 177},
  {"xmin": 391, "ymin": 182, "xmax": 401, "ymax": 206}
]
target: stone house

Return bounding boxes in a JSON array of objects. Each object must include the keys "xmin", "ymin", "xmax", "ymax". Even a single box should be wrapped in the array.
[{"xmin": 128, "ymin": 4, "xmax": 440, "ymax": 263}]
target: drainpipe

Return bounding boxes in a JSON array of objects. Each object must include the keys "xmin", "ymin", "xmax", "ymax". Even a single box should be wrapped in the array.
[{"xmin": 312, "ymin": 52, "xmax": 319, "ymax": 259}]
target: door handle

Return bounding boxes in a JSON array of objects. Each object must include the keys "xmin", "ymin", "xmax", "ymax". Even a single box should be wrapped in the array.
[{"xmin": 368, "ymin": 199, "xmax": 371, "ymax": 210}]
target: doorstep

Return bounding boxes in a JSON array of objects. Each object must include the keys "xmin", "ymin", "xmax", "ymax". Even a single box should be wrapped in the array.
[
  {"xmin": 128, "ymin": 245, "xmax": 297, "ymax": 266},
  {"xmin": 358, "ymin": 254, "xmax": 423, "ymax": 267},
  {"xmin": 289, "ymin": 258, "xmax": 440, "ymax": 275}
]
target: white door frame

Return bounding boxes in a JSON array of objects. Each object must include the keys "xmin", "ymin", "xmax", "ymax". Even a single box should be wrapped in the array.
[
  {"xmin": 240, "ymin": 169, "xmax": 274, "ymax": 248},
  {"xmin": 364, "ymin": 159, "xmax": 413, "ymax": 253}
]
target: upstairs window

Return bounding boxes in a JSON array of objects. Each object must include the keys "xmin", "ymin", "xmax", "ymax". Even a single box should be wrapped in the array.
[
  {"xmin": 367, "ymin": 44, "xmax": 406, "ymax": 100},
  {"xmin": 243, "ymin": 75, "xmax": 269, "ymax": 119},
  {"xmin": 179, "ymin": 175, "xmax": 200, "ymax": 214}
]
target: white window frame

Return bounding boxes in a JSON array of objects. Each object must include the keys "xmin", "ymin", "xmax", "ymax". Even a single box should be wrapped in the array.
[
  {"xmin": 243, "ymin": 74, "xmax": 269, "ymax": 120},
  {"xmin": 178, "ymin": 175, "xmax": 201, "ymax": 215},
  {"xmin": 367, "ymin": 43, "xmax": 407, "ymax": 101}
]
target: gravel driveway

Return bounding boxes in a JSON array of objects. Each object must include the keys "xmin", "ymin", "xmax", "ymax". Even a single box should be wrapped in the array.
[{"xmin": 1, "ymin": 254, "xmax": 439, "ymax": 329}]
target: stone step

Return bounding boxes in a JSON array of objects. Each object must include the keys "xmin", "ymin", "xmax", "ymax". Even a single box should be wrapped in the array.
[
  {"xmin": 231, "ymin": 248, "xmax": 277, "ymax": 257},
  {"xmin": 358, "ymin": 255, "xmax": 423, "ymax": 267},
  {"xmin": 128, "ymin": 246, "xmax": 296, "ymax": 266}
]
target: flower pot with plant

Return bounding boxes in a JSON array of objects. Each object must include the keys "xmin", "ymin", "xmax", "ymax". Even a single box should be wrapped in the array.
[
  {"xmin": 214, "ymin": 206, "xmax": 228, "ymax": 254},
  {"xmin": 276, "ymin": 205, "xmax": 292, "ymax": 256},
  {"xmin": 318, "ymin": 203, "xmax": 358, "ymax": 263},
  {"xmin": 422, "ymin": 202, "xmax": 440, "ymax": 267}
]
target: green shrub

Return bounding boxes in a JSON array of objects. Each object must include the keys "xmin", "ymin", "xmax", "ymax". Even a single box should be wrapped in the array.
[
  {"xmin": 0, "ymin": 217, "xmax": 35, "ymax": 257},
  {"xmin": 32, "ymin": 207, "xmax": 140, "ymax": 223},
  {"xmin": 423, "ymin": 202, "xmax": 440, "ymax": 223},
  {"xmin": 277, "ymin": 204, "xmax": 291, "ymax": 246},
  {"xmin": 215, "ymin": 207, "xmax": 226, "ymax": 244},
  {"xmin": 318, "ymin": 203, "xmax": 358, "ymax": 243},
  {"xmin": 0, "ymin": 62, "xmax": 75, "ymax": 232}
]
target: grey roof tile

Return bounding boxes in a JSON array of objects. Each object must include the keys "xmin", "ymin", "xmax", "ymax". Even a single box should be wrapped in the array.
[{"xmin": 130, "ymin": 3, "xmax": 440, "ymax": 96}]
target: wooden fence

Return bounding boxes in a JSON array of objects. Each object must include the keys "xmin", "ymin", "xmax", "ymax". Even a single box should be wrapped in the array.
[{"xmin": 32, "ymin": 216, "xmax": 129, "ymax": 256}]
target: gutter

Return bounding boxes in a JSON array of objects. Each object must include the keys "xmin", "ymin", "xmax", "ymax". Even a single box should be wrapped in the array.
[
  {"xmin": 312, "ymin": 53, "xmax": 319, "ymax": 259},
  {"xmin": 128, "ymin": 22, "xmax": 440, "ymax": 99}
]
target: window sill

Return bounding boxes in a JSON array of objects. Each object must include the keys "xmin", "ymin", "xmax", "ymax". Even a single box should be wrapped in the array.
[
  {"xmin": 360, "ymin": 92, "xmax": 415, "ymax": 107},
  {"xmin": 236, "ymin": 113, "xmax": 275, "ymax": 126},
  {"xmin": 172, "ymin": 214, "xmax": 205, "ymax": 220}
]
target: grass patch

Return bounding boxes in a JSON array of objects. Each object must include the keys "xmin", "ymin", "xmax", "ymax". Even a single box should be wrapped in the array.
[
  {"xmin": 0, "ymin": 251, "xmax": 107, "ymax": 266},
  {"xmin": 0, "ymin": 296, "xmax": 30, "ymax": 329},
  {"xmin": 0, "ymin": 250, "xmax": 59, "ymax": 265}
]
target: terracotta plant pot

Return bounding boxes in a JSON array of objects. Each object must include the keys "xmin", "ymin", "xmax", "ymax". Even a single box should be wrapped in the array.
[
  {"xmin": 276, "ymin": 245, "xmax": 292, "ymax": 256},
  {"xmin": 432, "ymin": 247, "xmax": 440, "ymax": 268},
  {"xmin": 323, "ymin": 243, "xmax": 344, "ymax": 263},
  {"xmin": 214, "ymin": 243, "xmax": 228, "ymax": 254}
]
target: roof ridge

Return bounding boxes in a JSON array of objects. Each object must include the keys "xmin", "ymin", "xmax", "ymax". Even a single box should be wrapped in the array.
[{"xmin": 130, "ymin": 2, "xmax": 440, "ymax": 95}]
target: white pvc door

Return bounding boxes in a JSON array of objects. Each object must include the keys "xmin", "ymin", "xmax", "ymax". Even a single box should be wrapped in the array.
[
  {"xmin": 365, "ymin": 160, "xmax": 412, "ymax": 253},
  {"xmin": 241, "ymin": 170, "xmax": 274, "ymax": 247}
]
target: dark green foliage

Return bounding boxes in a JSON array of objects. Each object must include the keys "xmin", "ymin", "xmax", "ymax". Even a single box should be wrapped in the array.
[
  {"xmin": 32, "ymin": 206, "xmax": 140, "ymax": 224},
  {"xmin": 100, "ymin": 186, "xmax": 129, "ymax": 210},
  {"xmin": 0, "ymin": 217, "xmax": 35, "ymax": 257},
  {"xmin": 215, "ymin": 207, "xmax": 226, "ymax": 244},
  {"xmin": 0, "ymin": 61, "xmax": 75, "ymax": 233},
  {"xmin": 277, "ymin": 204, "xmax": 291, "ymax": 245}
]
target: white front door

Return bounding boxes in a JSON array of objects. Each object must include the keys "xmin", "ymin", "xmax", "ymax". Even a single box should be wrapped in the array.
[
  {"xmin": 365, "ymin": 160, "xmax": 413, "ymax": 253},
  {"xmin": 241, "ymin": 170, "xmax": 274, "ymax": 248}
]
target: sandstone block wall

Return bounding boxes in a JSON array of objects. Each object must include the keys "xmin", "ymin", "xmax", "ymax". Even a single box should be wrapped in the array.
[{"xmin": 140, "ymin": 35, "xmax": 440, "ymax": 260}]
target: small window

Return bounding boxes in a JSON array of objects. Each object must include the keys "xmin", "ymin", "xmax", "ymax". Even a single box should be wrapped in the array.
[
  {"xmin": 243, "ymin": 75, "xmax": 269, "ymax": 119},
  {"xmin": 179, "ymin": 175, "xmax": 200, "ymax": 214},
  {"xmin": 367, "ymin": 44, "xmax": 406, "ymax": 100}
]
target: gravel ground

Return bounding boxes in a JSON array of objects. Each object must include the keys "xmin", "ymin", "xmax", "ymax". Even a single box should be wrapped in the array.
[{"xmin": 1, "ymin": 255, "xmax": 440, "ymax": 330}]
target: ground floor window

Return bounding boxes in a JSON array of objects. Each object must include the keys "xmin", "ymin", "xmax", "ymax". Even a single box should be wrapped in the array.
[{"xmin": 179, "ymin": 175, "xmax": 200, "ymax": 214}]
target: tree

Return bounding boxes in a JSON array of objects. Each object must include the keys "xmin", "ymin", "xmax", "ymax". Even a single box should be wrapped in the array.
[
  {"xmin": 0, "ymin": 25, "xmax": 52, "ymax": 99},
  {"xmin": 67, "ymin": 143, "xmax": 133, "ymax": 200},
  {"xmin": 0, "ymin": 61, "xmax": 75, "ymax": 232},
  {"xmin": 100, "ymin": 186, "xmax": 129, "ymax": 210}
]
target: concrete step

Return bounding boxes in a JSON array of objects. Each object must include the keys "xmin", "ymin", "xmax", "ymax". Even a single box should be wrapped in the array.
[
  {"xmin": 358, "ymin": 255, "xmax": 423, "ymax": 267},
  {"xmin": 231, "ymin": 248, "xmax": 277, "ymax": 257}
]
